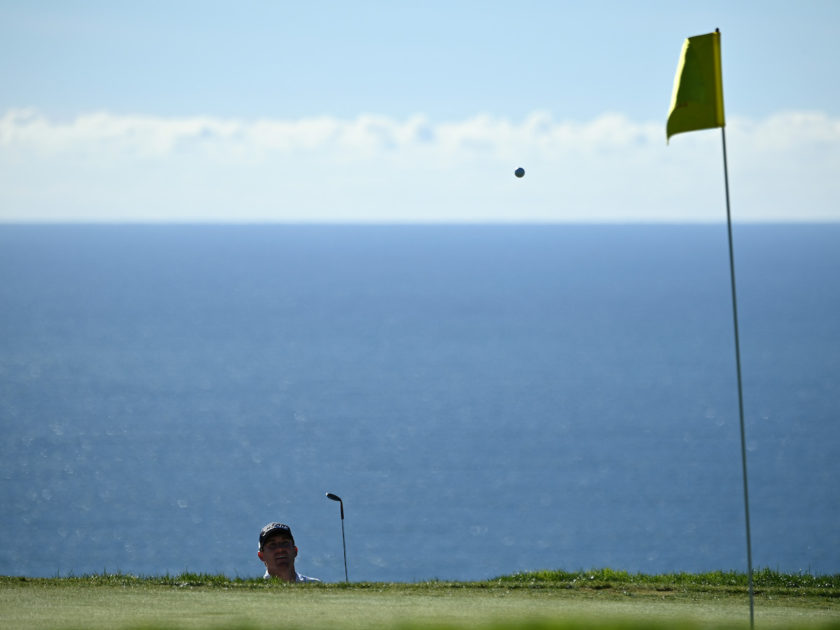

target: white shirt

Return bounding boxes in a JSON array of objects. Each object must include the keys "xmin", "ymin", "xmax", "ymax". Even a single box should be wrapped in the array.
[{"xmin": 263, "ymin": 570, "xmax": 320, "ymax": 583}]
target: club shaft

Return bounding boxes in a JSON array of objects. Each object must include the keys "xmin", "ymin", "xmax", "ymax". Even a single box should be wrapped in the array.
[
  {"xmin": 340, "ymin": 518, "xmax": 348, "ymax": 583},
  {"xmin": 326, "ymin": 492, "xmax": 348, "ymax": 582}
]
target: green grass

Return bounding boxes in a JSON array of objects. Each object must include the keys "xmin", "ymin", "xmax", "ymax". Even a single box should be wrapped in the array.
[{"xmin": 1, "ymin": 569, "xmax": 838, "ymax": 630}]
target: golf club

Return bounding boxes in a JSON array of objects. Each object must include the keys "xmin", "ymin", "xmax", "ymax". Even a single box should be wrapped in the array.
[{"xmin": 326, "ymin": 492, "xmax": 348, "ymax": 582}]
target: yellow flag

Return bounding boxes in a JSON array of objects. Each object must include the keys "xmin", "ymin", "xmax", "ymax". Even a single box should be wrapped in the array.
[{"xmin": 666, "ymin": 31, "xmax": 725, "ymax": 142}]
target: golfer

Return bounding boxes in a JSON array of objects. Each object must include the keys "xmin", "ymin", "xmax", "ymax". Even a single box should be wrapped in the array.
[{"xmin": 258, "ymin": 522, "xmax": 320, "ymax": 582}]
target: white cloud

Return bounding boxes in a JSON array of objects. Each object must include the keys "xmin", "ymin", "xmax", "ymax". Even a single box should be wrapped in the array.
[{"xmin": 1, "ymin": 109, "xmax": 838, "ymax": 222}]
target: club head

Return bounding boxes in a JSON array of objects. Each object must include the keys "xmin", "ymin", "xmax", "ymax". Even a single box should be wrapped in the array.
[{"xmin": 326, "ymin": 492, "xmax": 344, "ymax": 519}]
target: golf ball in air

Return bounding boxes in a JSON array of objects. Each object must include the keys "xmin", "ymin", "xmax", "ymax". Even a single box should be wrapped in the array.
[{"xmin": 514, "ymin": 167, "xmax": 525, "ymax": 178}]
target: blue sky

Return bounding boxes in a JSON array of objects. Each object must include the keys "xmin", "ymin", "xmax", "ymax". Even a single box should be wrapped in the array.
[{"xmin": 1, "ymin": 0, "xmax": 839, "ymax": 222}]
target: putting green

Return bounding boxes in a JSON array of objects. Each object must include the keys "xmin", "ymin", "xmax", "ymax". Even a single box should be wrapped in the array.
[{"xmin": 2, "ymin": 583, "xmax": 838, "ymax": 630}]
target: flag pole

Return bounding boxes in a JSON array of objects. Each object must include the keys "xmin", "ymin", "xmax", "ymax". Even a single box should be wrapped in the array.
[
  {"xmin": 667, "ymin": 28, "xmax": 755, "ymax": 627},
  {"xmin": 720, "ymin": 122, "xmax": 755, "ymax": 628}
]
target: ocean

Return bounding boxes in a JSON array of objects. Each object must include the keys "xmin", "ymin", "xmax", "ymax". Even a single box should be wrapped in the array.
[{"xmin": 1, "ymin": 223, "xmax": 838, "ymax": 582}]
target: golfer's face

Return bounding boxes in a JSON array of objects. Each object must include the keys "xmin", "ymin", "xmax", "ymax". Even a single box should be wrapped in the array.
[{"xmin": 263, "ymin": 536, "xmax": 296, "ymax": 571}]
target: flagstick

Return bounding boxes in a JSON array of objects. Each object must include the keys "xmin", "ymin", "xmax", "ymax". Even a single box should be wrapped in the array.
[{"xmin": 721, "ymin": 126, "xmax": 755, "ymax": 628}]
